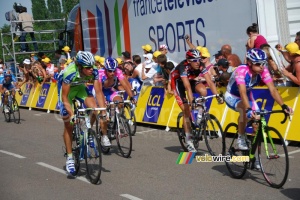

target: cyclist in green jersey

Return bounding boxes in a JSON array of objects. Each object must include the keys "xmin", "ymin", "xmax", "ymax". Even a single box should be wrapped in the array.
[{"xmin": 60, "ymin": 51, "xmax": 107, "ymax": 176}]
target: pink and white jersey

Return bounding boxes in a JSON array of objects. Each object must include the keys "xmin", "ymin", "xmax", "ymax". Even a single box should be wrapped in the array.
[
  {"xmin": 98, "ymin": 68, "xmax": 125, "ymax": 89},
  {"xmin": 226, "ymin": 65, "xmax": 272, "ymax": 97}
]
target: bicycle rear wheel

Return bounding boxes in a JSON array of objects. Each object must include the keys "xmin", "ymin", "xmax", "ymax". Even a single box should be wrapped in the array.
[
  {"xmin": 203, "ymin": 114, "xmax": 224, "ymax": 156},
  {"xmin": 11, "ymin": 99, "xmax": 20, "ymax": 124},
  {"xmin": 85, "ymin": 128, "xmax": 102, "ymax": 184},
  {"xmin": 124, "ymin": 103, "xmax": 137, "ymax": 136},
  {"xmin": 258, "ymin": 126, "xmax": 289, "ymax": 188},
  {"xmin": 223, "ymin": 123, "xmax": 248, "ymax": 179},
  {"xmin": 116, "ymin": 113, "xmax": 132, "ymax": 158}
]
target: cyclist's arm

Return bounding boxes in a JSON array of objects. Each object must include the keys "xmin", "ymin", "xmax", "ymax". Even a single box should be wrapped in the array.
[
  {"xmin": 181, "ymin": 76, "xmax": 193, "ymax": 104},
  {"xmin": 93, "ymin": 79, "xmax": 106, "ymax": 108},
  {"xmin": 119, "ymin": 78, "xmax": 134, "ymax": 99},
  {"xmin": 237, "ymin": 84, "xmax": 251, "ymax": 109},
  {"xmin": 61, "ymin": 83, "xmax": 73, "ymax": 117},
  {"xmin": 265, "ymin": 81, "xmax": 284, "ymax": 106},
  {"xmin": 203, "ymin": 73, "xmax": 218, "ymax": 95},
  {"xmin": 0, "ymin": 84, "xmax": 5, "ymax": 93}
]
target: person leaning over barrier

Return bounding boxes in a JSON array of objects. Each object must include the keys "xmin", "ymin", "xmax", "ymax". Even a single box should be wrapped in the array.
[{"xmin": 59, "ymin": 51, "xmax": 107, "ymax": 176}]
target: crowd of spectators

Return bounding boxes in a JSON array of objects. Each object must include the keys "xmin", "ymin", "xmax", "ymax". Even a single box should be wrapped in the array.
[{"xmin": 3, "ymin": 26, "xmax": 300, "ymax": 93}]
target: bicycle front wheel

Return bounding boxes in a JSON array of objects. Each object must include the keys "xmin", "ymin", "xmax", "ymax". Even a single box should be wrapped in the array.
[
  {"xmin": 203, "ymin": 114, "xmax": 224, "ymax": 156},
  {"xmin": 124, "ymin": 103, "xmax": 137, "ymax": 136},
  {"xmin": 12, "ymin": 99, "xmax": 20, "ymax": 124},
  {"xmin": 223, "ymin": 123, "xmax": 248, "ymax": 179},
  {"xmin": 258, "ymin": 126, "xmax": 289, "ymax": 188},
  {"xmin": 176, "ymin": 112, "xmax": 188, "ymax": 152},
  {"xmin": 116, "ymin": 114, "xmax": 132, "ymax": 158},
  {"xmin": 3, "ymin": 104, "xmax": 11, "ymax": 122},
  {"xmin": 85, "ymin": 129, "xmax": 102, "ymax": 184}
]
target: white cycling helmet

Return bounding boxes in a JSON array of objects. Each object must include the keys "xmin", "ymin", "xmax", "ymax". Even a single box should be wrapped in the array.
[{"xmin": 76, "ymin": 51, "xmax": 95, "ymax": 66}]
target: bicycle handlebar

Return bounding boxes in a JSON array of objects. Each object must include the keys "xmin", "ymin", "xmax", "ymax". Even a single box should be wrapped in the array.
[
  {"xmin": 77, "ymin": 107, "xmax": 106, "ymax": 112},
  {"xmin": 252, "ymin": 110, "xmax": 289, "ymax": 124}
]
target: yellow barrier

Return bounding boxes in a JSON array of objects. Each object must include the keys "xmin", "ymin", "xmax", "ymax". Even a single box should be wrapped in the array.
[{"xmin": 11, "ymin": 82, "xmax": 300, "ymax": 143}]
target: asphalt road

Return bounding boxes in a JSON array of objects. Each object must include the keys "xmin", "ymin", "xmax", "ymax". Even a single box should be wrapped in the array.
[{"xmin": 0, "ymin": 108, "xmax": 299, "ymax": 200}]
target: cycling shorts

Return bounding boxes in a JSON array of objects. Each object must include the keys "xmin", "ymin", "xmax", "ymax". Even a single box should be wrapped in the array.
[
  {"xmin": 224, "ymin": 91, "xmax": 259, "ymax": 111},
  {"xmin": 172, "ymin": 80, "xmax": 200, "ymax": 106},
  {"xmin": 59, "ymin": 84, "xmax": 93, "ymax": 117}
]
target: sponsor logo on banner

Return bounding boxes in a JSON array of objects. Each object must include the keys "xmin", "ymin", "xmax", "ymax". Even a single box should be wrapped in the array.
[
  {"xmin": 36, "ymin": 83, "xmax": 50, "ymax": 108},
  {"xmin": 20, "ymin": 83, "xmax": 32, "ymax": 106},
  {"xmin": 142, "ymin": 87, "xmax": 164, "ymax": 123}
]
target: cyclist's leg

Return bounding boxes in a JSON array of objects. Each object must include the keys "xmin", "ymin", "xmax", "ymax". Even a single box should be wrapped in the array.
[
  {"xmin": 194, "ymin": 82, "xmax": 207, "ymax": 96},
  {"xmin": 224, "ymin": 92, "xmax": 249, "ymax": 150},
  {"xmin": 60, "ymin": 88, "xmax": 76, "ymax": 175},
  {"xmin": 173, "ymin": 80, "xmax": 195, "ymax": 152}
]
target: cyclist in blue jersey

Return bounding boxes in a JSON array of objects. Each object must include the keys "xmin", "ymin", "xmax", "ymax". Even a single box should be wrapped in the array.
[
  {"xmin": 0, "ymin": 71, "xmax": 18, "ymax": 113},
  {"xmin": 60, "ymin": 51, "xmax": 107, "ymax": 176}
]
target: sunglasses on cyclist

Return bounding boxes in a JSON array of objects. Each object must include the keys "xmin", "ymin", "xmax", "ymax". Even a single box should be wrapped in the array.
[
  {"xmin": 252, "ymin": 62, "xmax": 266, "ymax": 66},
  {"xmin": 106, "ymin": 69, "xmax": 115, "ymax": 73},
  {"xmin": 82, "ymin": 66, "xmax": 93, "ymax": 69},
  {"xmin": 189, "ymin": 58, "xmax": 200, "ymax": 62}
]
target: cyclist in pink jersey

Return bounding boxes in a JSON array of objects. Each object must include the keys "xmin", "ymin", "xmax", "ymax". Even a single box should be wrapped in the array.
[
  {"xmin": 97, "ymin": 57, "xmax": 135, "ymax": 104},
  {"xmin": 224, "ymin": 48, "xmax": 293, "ymax": 150}
]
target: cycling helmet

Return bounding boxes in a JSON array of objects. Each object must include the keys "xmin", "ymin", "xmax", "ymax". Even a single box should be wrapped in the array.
[
  {"xmin": 186, "ymin": 49, "xmax": 200, "ymax": 59},
  {"xmin": 76, "ymin": 51, "xmax": 95, "ymax": 67},
  {"xmin": 104, "ymin": 57, "xmax": 118, "ymax": 71},
  {"xmin": 246, "ymin": 48, "xmax": 267, "ymax": 63}
]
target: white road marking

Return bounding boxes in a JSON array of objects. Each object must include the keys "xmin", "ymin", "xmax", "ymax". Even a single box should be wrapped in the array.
[
  {"xmin": 36, "ymin": 162, "xmax": 90, "ymax": 184},
  {"xmin": 0, "ymin": 150, "xmax": 26, "ymax": 158},
  {"xmin": 136, "ymin": 129, "xmax": 156, "ymax": 134},
  {"xmin": 120, "ymin": 194, "xmax": 143, "ymax": 200},
  {"xmin": 288, "ymin": 149, "xmax": 300, "ymax": 155}
]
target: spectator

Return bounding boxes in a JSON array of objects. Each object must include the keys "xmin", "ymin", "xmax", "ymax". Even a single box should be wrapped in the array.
[
  {"xmin": 246, "ymin": 23, "xmax": 268, "ymax": 49},
  {"xmin": 141, "ymin": 53, "xmax": 155, "ymax": 85},
  {"xmin": 217, "ymin": 58, "xmax": 230, "ymax": 73},
  {"xmin": 199, "ymin": 47, "xmax": 218, "ymax": 78},
  {"xmin": 281, "ymin": 42, "xmax": 300, "ymax": 86},
  {"xmin": 142, "ymin": 44, "xmax": 153, "ymax": 54},
  {"xmin": 42, "ymin": 57, "xmax": 54, "ymax": 82},
  {"xmin": 164, "ymin": 61, "xmax": 175, "ymax": 95},
  {"xmin": 213, "ymin": 50, "xmax": 224, "ymax": 65},
  {"xmin": 159, "ymin": 44, "xmax": 178, "ymax": 66},
  {"xmin": 278, "ymin": 31, "xmax": 300, "ymax": 64},
  {"xmin": 18, "ymin": 6, "xmax": 38, "ymax": 52},
  {"xmin": 94, "ymin": 55, "xmax": 105, "ymax": 69},
  {"xmin": 55, "ymin": 49, "xmax": 66, "ymax": 70},
  {"xmin": 221, "ymin": 44, "xmax": 242, "ymax": 70},
  {"xmin": 62, "ymin": 46, "xmax": 71, "ymax": 60},
  {"xmin": 30, "ymin": 53, "xmax": 38, "ymax": 62},
  {"xmin": 122, "ymin": 51, "xmax": 132, "ymax": 62}
]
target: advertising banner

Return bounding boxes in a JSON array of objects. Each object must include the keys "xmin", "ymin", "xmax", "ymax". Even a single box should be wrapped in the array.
[{"xmin": 36, "ymin": 83, "xmax": 51, "ymax": 108}]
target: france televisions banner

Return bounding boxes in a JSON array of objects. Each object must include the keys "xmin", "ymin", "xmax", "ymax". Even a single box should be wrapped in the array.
[{"xmin": 36, "ymin": 83, "xmax": 50, "ymax": 108}]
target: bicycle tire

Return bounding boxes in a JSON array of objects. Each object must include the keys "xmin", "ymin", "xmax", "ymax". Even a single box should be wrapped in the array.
[
  {"xmin": 223, "ymin": 123, "xmax": 248, "ymax": 179},
  {"xmin": 176, "ymin": 112, "xmax": 188, "ymax": 152},
  {"xmin": 3, "ymin": 104, "xmax": 11, "ymax": 122},
  {"xmin": 11, "ymin": 98, "xmax": 20, "ymax": 124},
  {"xmin": 203, "ymin": 114, "xmax": 224, "ymax": 156},
  {"xmin": 258, "ymin": 126, "xmax": 289, "ymax": 188},
  {"xmin": 95, "ymin": 114, "xmax": 111, "ymax": 154},
  {"xmin": 85, "ymin": 128, "xmax": 102, "ymax": 184},
  {"xmin": 124, "ymin": 103, "xmax": 137, "ymax": 136},
  {"xmin": 72, "ymin": 124, "xmax": 81, "ymax": 175},
  {"xmin": 116, "ymin": 113, "xmax": 132, "ymax": 158}
]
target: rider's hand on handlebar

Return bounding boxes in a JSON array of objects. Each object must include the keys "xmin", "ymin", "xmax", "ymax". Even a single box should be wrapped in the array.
[
  {"xmin": 246, "ymin": 108, "xmax": 256, "ymax": 119},
  {"xmin": 281, "ymin": 104, "xmax": 293, "ymax": 115},
  {"xmin": 216, "ymin": 94, "xmax": 224, "ymax": 104},
  {"xmin": 130, "ymin": 97, "xmax": 137, "ymax": 105}
]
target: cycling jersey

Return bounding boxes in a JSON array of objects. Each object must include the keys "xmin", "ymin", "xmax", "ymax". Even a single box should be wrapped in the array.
[
  {"xmin": 0, "ymin": 77, "xmax": 15, "ymax": 90},
  {"xmin": 59, "ymin": 63, "xmax": 98, "ymax": 117},
  {"xmin": 170, "ymin": 60, "xmax": 208, "ymax": 106},
  {"xmin": 98, "ymin": 68, "xmax": 124, "ymax": 89},
  {"xmin": 97, "ymin": 68, "xmax": 125, "ymax": 102},
  {"xmin": 226, "ymin": 64, "xmax": 272, "ymax": 97}
]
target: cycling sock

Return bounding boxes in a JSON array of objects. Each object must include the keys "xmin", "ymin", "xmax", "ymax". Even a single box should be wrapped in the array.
[
  {"xmin": 186, "ymin": 133, "xmax": 191, "ymax": 142},
  {"xmin": 67, "ymin": 153, "xmax": 73, "ymax": 158}
]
